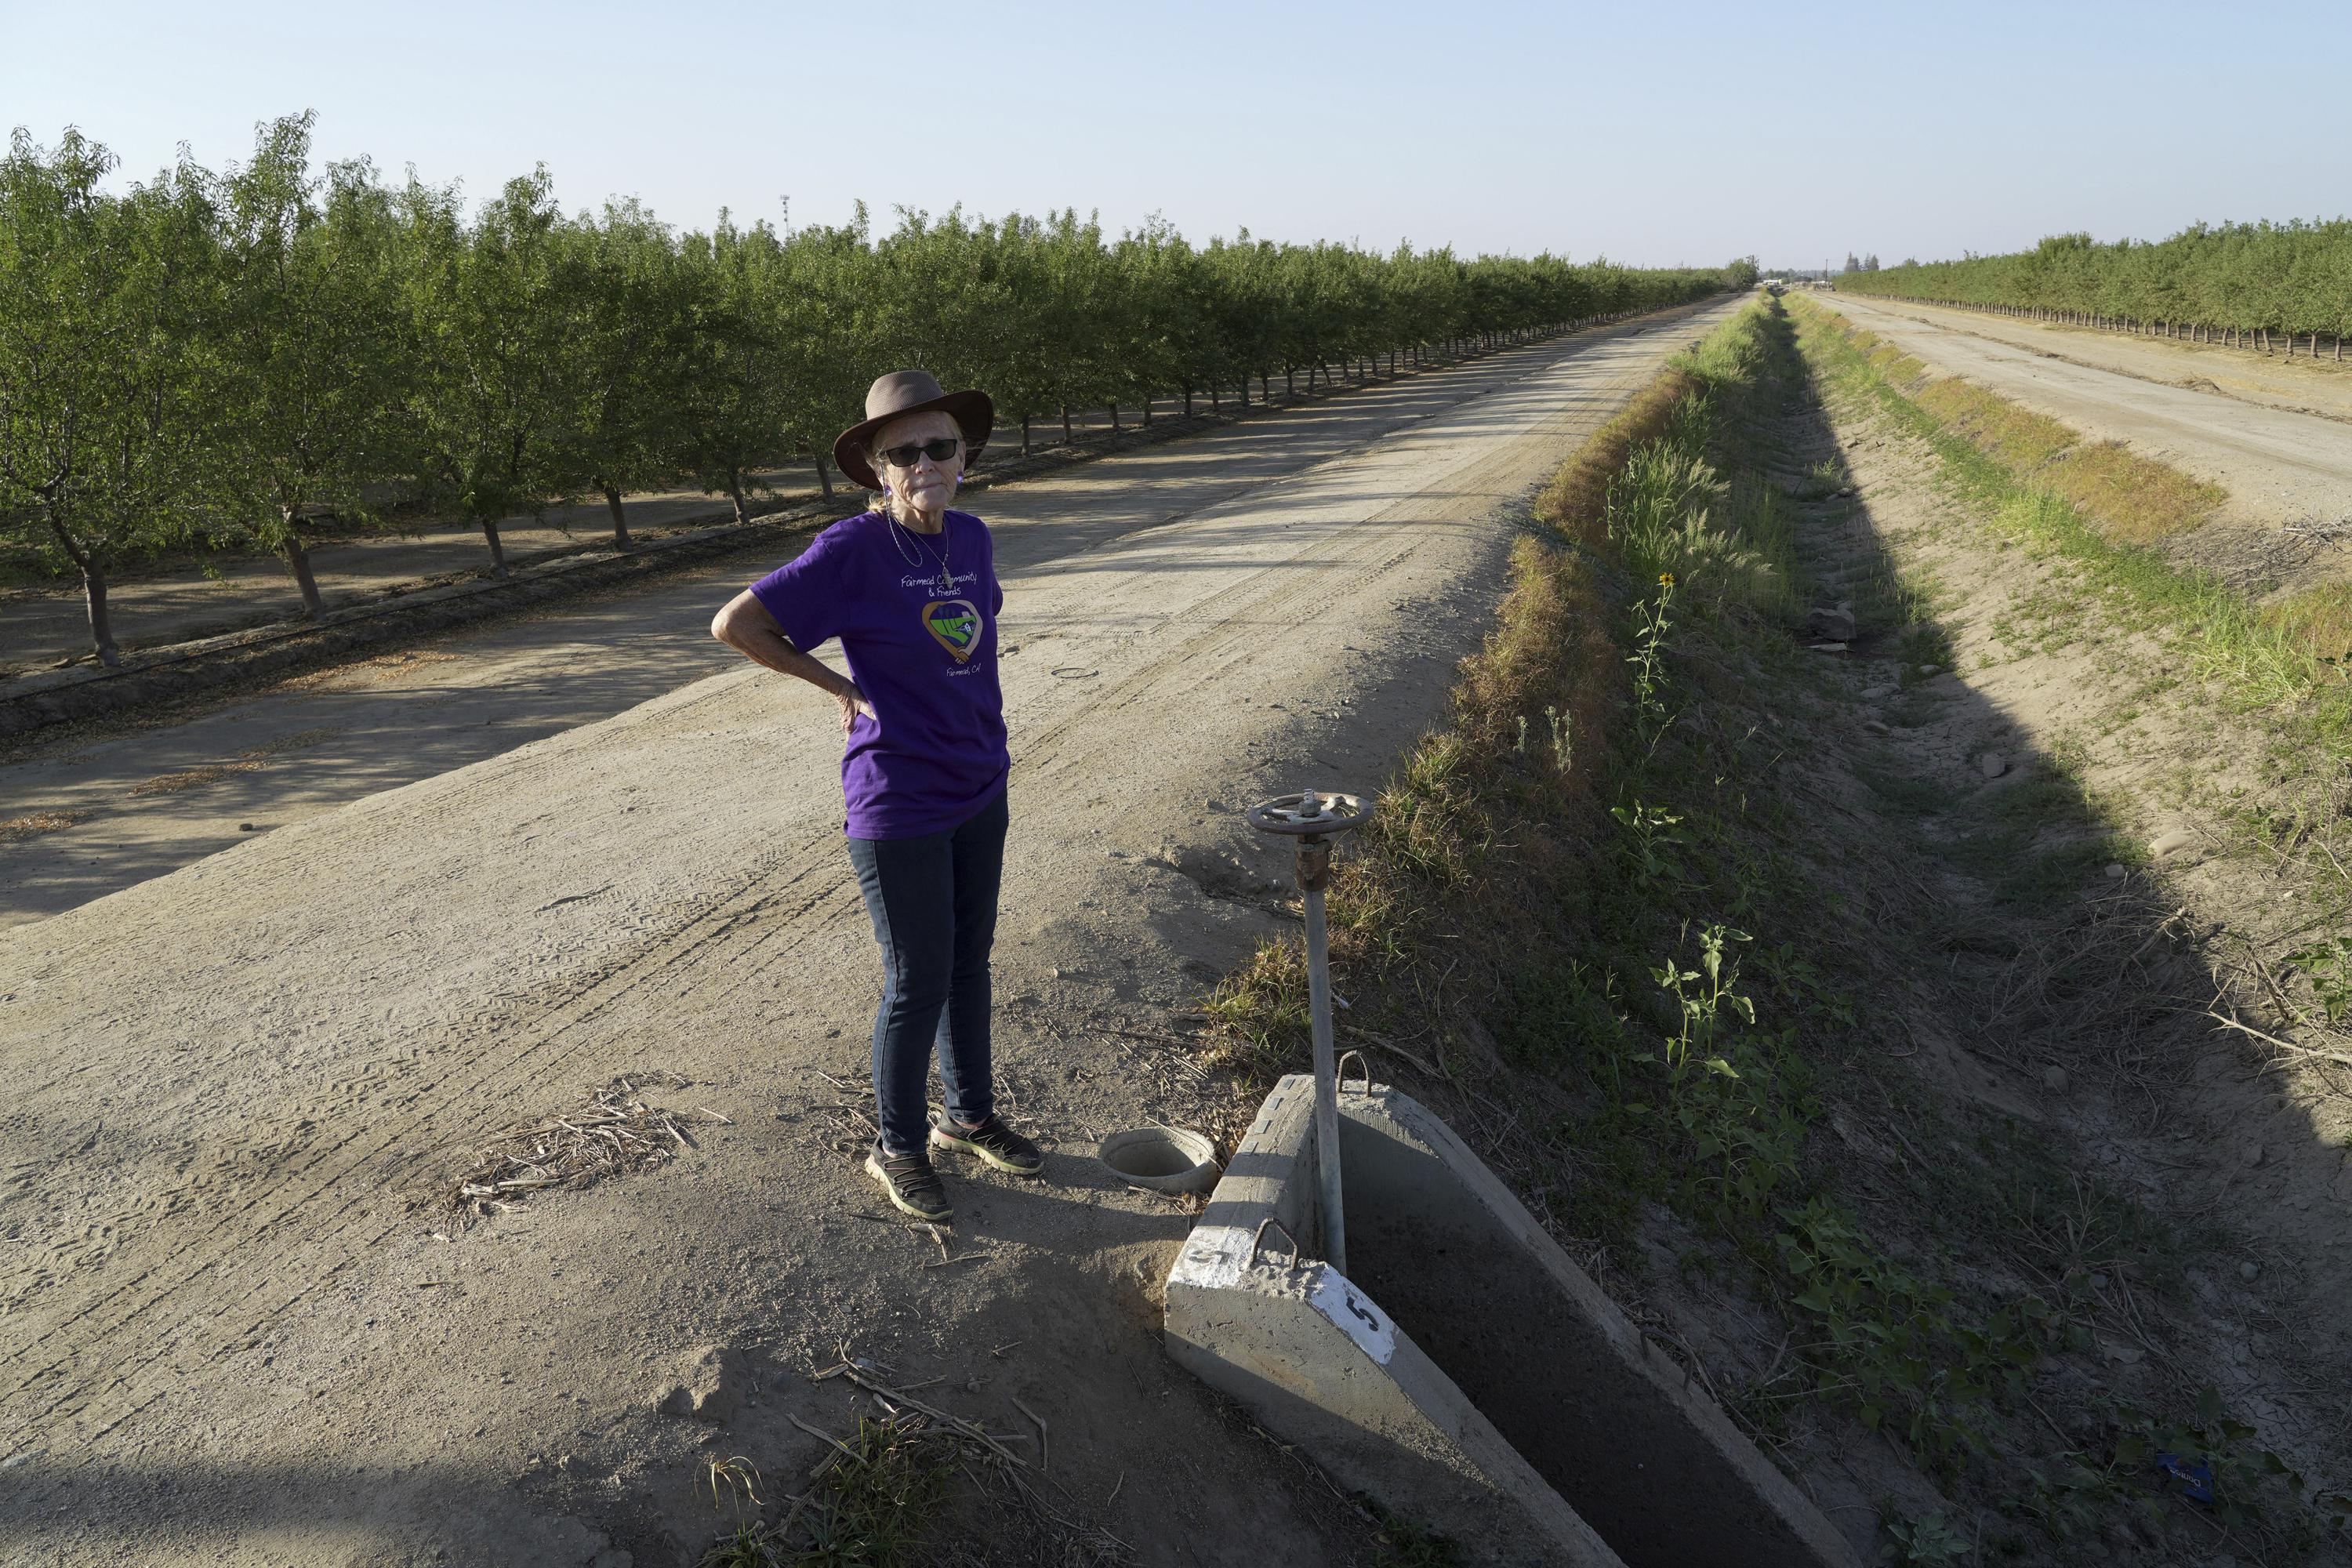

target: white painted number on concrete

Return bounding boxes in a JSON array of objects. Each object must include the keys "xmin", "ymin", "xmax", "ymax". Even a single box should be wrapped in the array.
[
  {"xmin": 1170, "ymin": 1225, "xmax": 1252, "ymax": 1291},
  {"xmin": 1309, "ymin": 1266, "xmax": 1396, "ymax": 1364}
]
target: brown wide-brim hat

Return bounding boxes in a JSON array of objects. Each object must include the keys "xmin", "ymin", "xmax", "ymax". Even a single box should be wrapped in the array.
[{"xmin": 833, "ymin": 369, "xmax": 995, "ymax": 492}]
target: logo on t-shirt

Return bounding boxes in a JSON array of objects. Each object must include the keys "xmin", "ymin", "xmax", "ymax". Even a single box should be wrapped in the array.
[{"xmin": 923, "ymin": 599, "xmax": 982, "ymax": 663}]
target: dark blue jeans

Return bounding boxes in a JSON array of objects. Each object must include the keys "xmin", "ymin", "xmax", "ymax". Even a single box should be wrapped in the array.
[{"xmin": 845, "ymin": 789, "xmax": 1007, "ymax": 1156}]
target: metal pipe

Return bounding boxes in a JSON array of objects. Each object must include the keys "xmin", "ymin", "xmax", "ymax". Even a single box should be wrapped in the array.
[
  {"xmin": 1244, "ymin": 788, "xmax": 1371, "ymax": 1276},
  {"xmin": 1299, "ymin": 840, "xmax": 1345, "ymax": 1276}
]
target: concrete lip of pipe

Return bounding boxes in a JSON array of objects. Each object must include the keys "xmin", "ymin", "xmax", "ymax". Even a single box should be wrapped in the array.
[{"xmin": 1163, "ymin": 1073, "xmax": 1862, "ymax": 1568}]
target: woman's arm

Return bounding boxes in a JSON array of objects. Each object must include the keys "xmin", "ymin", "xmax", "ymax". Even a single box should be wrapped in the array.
[{"xmin": 710, "ymin": 589, "xmax": 877, "ymax": 734}]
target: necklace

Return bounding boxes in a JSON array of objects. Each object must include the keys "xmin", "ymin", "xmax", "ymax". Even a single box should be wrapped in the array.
[{"xmin": 884, "ymin": 506, "xmax": 953, "ymax": 593}]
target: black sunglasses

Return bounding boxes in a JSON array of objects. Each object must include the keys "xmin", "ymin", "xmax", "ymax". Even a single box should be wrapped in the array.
[{"xmin": 877, "ymin": 437, "xmax": 961, "ymax": 468}]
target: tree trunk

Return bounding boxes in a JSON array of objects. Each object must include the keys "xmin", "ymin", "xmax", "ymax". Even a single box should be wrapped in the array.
[
  {"xmin": 1237, "ymin": 377, "xmax": 1248, "ymax": 408},
  {"xmin": 1060, "ymin": 405, "xmax": 1072, "ymax": 445},
  {"xmin": 1109, "ymin": 403, "xmax": 1120, "ymax": 430},
  {"xmin": 280, "ymin": 516, "xmax": 325, "ymax": 617},
  {"xmin": 1259, "ymin": 373, "xmax": 1270, "ymax": 402},
  {"xmin": 602, "ymin": 485, "xmax": 633, "ymax": 550},
  {"xmin": 1286, "ymin": 368, "xmax": 1296, "ymax": 397},
  {"xmin": 727, "ymin": 470, "xmax": 751, "ymax": 525},
  {"xmin": 1209, "ymin": 387, "xmax": 1219, "ymax": 412},
  {"xmin": 84, "ymin": 566, "xmax": 120, "ymax": 669},
  {"xmin": 1022, "ymin": 414, "xmax": 1032, "ymax": 454},
  {"xmin": 480, "ymin": 517, "xmax": 509, "ymax": 579},
  {"xmin": 814, "ymin": 457, "xmax": 834, "ymax": 501},
  {"xmin": 1183, "ymin": 385, "xmax": 1194, "ymax": 417},
  {"xmin": 1142, "ymin": 396, "xmax": 1152, "ymax": 427}
]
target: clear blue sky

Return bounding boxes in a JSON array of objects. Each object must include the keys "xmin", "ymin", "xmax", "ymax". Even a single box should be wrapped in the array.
[{"xmin": 5, "ymin": 0, "xmax": 2347, "ymax": 269}]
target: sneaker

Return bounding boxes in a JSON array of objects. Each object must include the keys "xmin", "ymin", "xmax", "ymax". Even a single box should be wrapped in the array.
[
  {"xmin": 928, "ymin": 1112, "xmax": 1044, "ymax": 1177},
  {"xmin": 864, "ymin": 1144, "xmax": 953, "ymax": 1221}
]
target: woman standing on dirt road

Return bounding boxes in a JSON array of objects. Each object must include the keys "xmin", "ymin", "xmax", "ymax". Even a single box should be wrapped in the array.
[{"xmin": 710, "ymin": 370, "xmax": 1044, "ymax": 1223}]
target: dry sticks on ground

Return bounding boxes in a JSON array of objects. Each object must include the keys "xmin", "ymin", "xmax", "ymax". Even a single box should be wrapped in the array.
[
  {"xmin": 786, "ymin": 1353, "xmax": 1128, "ymax": 1565},
  {"xmin": 450, "ymin": 1073, "xmax": 728, "ymax": 1216}
]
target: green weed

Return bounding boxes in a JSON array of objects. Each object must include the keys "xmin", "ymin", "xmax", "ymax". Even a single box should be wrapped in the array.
[{"xmin": 1878, "ymin": 1508, "xmax": 1972, "ymax": 1566}]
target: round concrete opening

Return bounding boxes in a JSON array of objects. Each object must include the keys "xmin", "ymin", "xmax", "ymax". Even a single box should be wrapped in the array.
[{"xmin": 1098, "ymin": 1127, "xmax": 1218, "ymax": 1193}]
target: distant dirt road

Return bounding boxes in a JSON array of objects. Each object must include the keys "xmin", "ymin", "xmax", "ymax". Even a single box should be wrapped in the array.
[
  {"xmin": 1824, "ymin": 291, "xmax": 2352, "ymax": 533},
  {"xmin": 0, "ymin": 300, "xmax": 1734, "ymax": 1567},
  {"xmin": 1831, "ymin": 294, "xmax": 2352, "ymax": 425}
]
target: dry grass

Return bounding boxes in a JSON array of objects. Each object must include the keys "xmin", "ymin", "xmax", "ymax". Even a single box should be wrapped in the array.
[
  {"xmin": 0, "ymin": 807, "xmax": 90, "ymax": 842},
  {"xmin": 2049, "ymin": 442, "xmax": 2224, "ymax": 543},
  {"xmin": 128, "ymin": 760, "xmax": 262, "ymax": 797},
  {"xmin": 2265, "ymin": 581, "xmax": 2352, "ymax": 662},
  {"xmin": 1830, "ymin": 318, "xmax": 2224, "ymax": 546},
  {"xmin": 277, "ymin": 648, "xmax": 459, "ymax": 692},
  {"xmin": 118, "ymin": 728, "xmax": 342, "ymax": 800},
  {"xmin": 239, "ymin": 725, "xmax": 343, "ymax": 759},
  {"xmin": 700, "ymin": 1357, "xmax": 1130, "ymax": 1567},
  {"xmin": 452, "ymin": 1073, "xmax": 728, "ymax": 1216},
  {"xmin": 1915, "ymin": 379, "xmax": 2072, "ymax": 468}
]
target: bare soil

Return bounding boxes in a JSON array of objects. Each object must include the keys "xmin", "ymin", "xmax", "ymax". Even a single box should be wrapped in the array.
[{"xmin": 0, "ymin": 303, "xmax": 1731, "ymax": 1566}]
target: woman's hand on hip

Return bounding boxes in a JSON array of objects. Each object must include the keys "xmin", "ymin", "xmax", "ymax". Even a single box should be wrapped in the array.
[{"xmin": 837, "ymin": 686, "xmax": 877, "ymax": 734}]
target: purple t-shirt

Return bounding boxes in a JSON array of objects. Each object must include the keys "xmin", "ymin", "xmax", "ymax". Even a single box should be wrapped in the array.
[{"xmin": 750, "ymin": 509, "xmax": 1007, "ymax": 840}]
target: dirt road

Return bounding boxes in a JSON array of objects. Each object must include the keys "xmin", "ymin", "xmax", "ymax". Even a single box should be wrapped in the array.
[
  {"xmin": 5, "ymin": 326, "xmax": 1687, "ymax": 932},
  {"xmin": 1823, "ymin": 291, "xmax": 2352, "ymax": 535},
  {"xmin": 0, "ymin": 300, "xmax": 1733, "ymax": 1566},
  {"xmin": 1828, "ymin": 294, "xmax": 2352, "ymax": 425}
]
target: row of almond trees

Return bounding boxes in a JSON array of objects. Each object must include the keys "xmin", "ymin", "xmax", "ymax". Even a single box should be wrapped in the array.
[
  {"xmin": 0, "ymin": 114, "xmax": 1745, "ymax": 666},
  {"xmin": 1838, "ymin": 223, "xmax": 2352, "ymax": 355}
]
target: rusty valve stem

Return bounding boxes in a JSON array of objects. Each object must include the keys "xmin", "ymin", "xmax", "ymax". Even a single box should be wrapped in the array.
[{"xmin": 1246, "ymin": 788, "xmax": 1374, "ymax": 1276}]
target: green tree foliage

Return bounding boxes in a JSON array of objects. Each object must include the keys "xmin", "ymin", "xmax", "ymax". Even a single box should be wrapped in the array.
[
  {"xmin": 0, "ymin": 129, "xmax": 217, "ymax": 664},
  {"xmin": 558, "ymin": 198, "xmax": 691, "ymax": 547},
  {"xmin": 1842, "ymin": 221, "xmax": 2352, "ymax": 355},
  {"xmin": 3, "ymin": 116, "xmax": 1738, "ymax": 661},
  {"xmin": 209, "ymin": 112, "xmax": 412, "ymax": 615},
  {"xmin": 400, "ymin": 167, "xmax": 581, "ymax": 578}
]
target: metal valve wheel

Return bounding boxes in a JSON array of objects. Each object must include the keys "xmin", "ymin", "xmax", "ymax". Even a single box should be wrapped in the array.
[{"xmin": 1246, "ymin": 789, "xmax": 1374, "ymax": 837}]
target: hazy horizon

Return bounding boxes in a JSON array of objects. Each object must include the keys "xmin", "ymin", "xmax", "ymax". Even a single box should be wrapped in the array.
[{"xmin": 8, "ymin": 0, "xmax": 2348, "ymax": 268}]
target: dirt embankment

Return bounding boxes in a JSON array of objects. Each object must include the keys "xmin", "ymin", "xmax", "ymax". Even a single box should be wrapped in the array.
[{"xmin": 0, "ymin": 302, "xmax": 1733, "ymax": 1566}]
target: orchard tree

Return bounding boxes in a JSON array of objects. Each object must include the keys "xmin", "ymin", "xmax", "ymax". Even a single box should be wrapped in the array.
[
  {"xmin": 675, "ymin": 212, "xmax": 804, "ymax": 522},
  {"xmin": 560, "ymin": 198, "xmax": 689, "ymax": 546},
  {"xmin": 401, "ymin": 168, "xmax": 579, "ymax": 577},
  {"xmin": 210, "ymin": 113, "xmax": 412, "ymax": 616},
  {"xmin": 0, "ymin": 129, "xmax": 217, "ymax": 666}
]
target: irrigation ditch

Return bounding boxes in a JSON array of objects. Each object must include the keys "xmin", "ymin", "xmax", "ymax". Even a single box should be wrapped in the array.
[{"xmin": 1192, "ymin": 292, "xmax": 2352, "ymax": 1565}]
